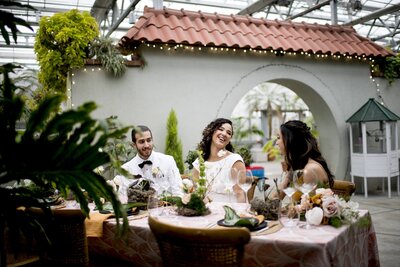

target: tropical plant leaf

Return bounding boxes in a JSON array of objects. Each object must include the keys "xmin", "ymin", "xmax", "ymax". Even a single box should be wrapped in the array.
[
  {"xmin": 1, "ymin": 63, "xmax": 130, "ymax": 263},
  {"xmin": 0, "ymin": 1, "xmax": 35, "ymax": 45}
]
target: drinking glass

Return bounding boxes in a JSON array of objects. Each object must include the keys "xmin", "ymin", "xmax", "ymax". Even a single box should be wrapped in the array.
[
  {"xmin": 280, "ymin": 184, "xmax": 299, "ymax": 228},
  {"xmin": 147, "ymin": 194, "xmax": 164, "ymax": 217},
  {"xmin": 292, "ymin": 169, "xmax": 317, "ymax": 229},
  {"xmin": 235, "ymin": 169, "xmax": 254, "ymax": 214}
]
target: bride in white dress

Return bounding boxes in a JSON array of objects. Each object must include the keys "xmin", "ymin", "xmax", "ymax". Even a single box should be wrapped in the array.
[{"xmin": 192, "ymin": 118, "xmax": 247, "ymax": 203}]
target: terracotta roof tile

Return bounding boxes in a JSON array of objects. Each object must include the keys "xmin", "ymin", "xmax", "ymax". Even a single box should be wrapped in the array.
[{"xmin": 119, "ymin": 6, "xmax": 394, "ymax": 57}]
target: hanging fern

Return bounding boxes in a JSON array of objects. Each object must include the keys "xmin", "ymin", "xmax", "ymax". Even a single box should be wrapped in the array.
[{"xmin": 89, "ymin": 37, "xmax": 127, "ymax": 77}]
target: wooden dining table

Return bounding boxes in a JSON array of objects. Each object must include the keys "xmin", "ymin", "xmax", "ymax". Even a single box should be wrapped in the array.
[{"xmin": 87, "ymin": 202, "xmax": 380, "ymax": 267}]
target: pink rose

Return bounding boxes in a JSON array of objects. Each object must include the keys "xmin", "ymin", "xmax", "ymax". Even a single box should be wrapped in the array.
[{"xmin": 322, "ymin": 197, "xmax": 340, "ymax": 218}]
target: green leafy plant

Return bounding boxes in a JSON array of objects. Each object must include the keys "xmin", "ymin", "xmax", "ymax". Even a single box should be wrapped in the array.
[
  {"xmin": 165, "ymin": 109, "xmax": 184, "ymax": 173},
  {"xmin": 232, "ymin": 117, "xmax": 264, "ymax": 145},
  {"xmin": 99, "ymin": 116, "xmax": 135, "ymax": 179},
  {"xmin": 263, "ymin": 138, "xmax": 281, "ymax": 161},
  {"xmin": 371, "ymin": 54, "xmax": 400, "ymax": 85},
  {"xmin": 382, "ymin": 54, "xmax": 400, "ymax": 85},
  {"xmin": 34, "ymin": 9, "xmax": 99, "ymax": 101},
  {"xmin": 184, "ymin": 150, "xmax": 198, "ymax": 170},
  {"xmin": 236, "ymin": 146, "xmax": 253, "ymax": 167},
  {"xmin": 88, "ymin": 36, "xmax": 127, "ymax": 77},
  {"xmin": 0, "ymin": 64, "xmax": 129, "ymax": 265}
]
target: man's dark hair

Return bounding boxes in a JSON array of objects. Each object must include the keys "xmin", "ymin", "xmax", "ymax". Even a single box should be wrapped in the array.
[{"xmin": 131, "ymin": 125, "xmax": 152, "ymax": 143}]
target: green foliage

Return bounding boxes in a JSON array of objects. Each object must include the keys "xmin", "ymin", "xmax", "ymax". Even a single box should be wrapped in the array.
[
  {"xmin": 236, "ymin": 146, "xmax": 253, "ymax": 167},
  {"xmin": 165, "ymin": 109, "xmax": 184, "ymax": 173},
  {"xmin": 89, "ymin": 36, "xmax": 126, "ymax": 77},
  {"xmin": 328, "ymin": 216, "xmax": 342, "ymax": 228},
  {"xmin": 99, "ymin": 116, "xmax": 134, "ymax": 179},
  {"xmin": 0, "ymin": 1, "xmax": 34, "ymax": 45},
  {"xmin": 263, "ymin": 138, "xmax": 281, "ymax": 161},
  {"xmin": 34, "ymin": 9, "xmax": 99, "ymax": 99},
  {"xmin": 185, "ymin": 150, "xmax": 198, "ymax": 170},
  {"xmin": 232, "ymin": 117, "xmax": 264, "ymax": 145},
  {"xmin": 176, "ymin": 192, "xmax": 207, "ymax": 215},
  {"xmin": 383, "ymin": 54, "xmax": 400, "ymax": 85},
  {"xmin": 0, "ymin": 64, "xmax": 129, "ymax": 262},
  {"xmin": 372, "ymin": 54, "xmax": 400, "ymax": 85}
]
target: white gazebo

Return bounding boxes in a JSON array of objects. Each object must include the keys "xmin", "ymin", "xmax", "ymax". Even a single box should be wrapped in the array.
[{"xmin": 347, "ymin": 98, "xmax": 400, "ymax": 198}]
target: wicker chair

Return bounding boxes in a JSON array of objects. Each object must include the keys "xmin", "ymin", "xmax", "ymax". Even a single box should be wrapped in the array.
[
  {"xmin": 332, "ymin": 180, "xmax": 356, "ymax": 200},
  {"xmin": 29, "ymin": 208, "xmax": 89, "ymax": 267},
  {"xmin": 148, "ymin": 216, "xmax": 251, "ymax": 267}
]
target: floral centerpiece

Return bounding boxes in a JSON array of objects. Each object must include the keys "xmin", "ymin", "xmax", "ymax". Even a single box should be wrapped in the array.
[
  {"xmin": 175, "ymin": 151, "xmax": 211, "ymax": 216},
  {"xmin": 300, "ymin": 188, "xmax": 363, "ymax": 227}
]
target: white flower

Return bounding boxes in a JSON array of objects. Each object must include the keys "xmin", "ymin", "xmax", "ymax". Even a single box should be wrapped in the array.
[
  {"xmin": 182, "ymin": 179, "xmax": 194, "ymax": 193},
  {"xmin": 106, "ymin": 180, "xmax": 117, "ymax": 192},
  {"xmin": 316, "ymin": 188, "xmax": 334, "ymax": 197},
  {"xmin": 94, "ymin": 166, "xmax": 104, "ymax": 175},
  {"xmin": 346, "ymin": 200, "xmax": 359, "ymax": 210},
  {"xmin": 306, "ymin": 207, "xmax": 324, "ymax": 225},
  {"xmin": 152, "ymin": 167, "xmax": 164, "ymax": 178},
  {"xmin": 182, "ymin": 193, "xmax": 192, "ymax": 205},
  {"xmin": 113, "ymin": 176, "xmax": 122, "ymax": 186},
  {"xmin": 217, "ymin": 149, "xmax": 227, "ymax": 158},
  {"xmin": 152, "ymin": 167, "xmax": 160, "ymax": 176}
]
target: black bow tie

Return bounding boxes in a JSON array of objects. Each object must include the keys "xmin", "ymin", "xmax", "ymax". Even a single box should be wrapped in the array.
[{"xmin": 138, "ymin": 160, "xmax": 152, "ymax": 168}]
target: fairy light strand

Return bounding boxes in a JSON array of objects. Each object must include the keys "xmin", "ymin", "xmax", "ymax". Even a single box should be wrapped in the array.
[{"xmin": 73, "ymin": 42, "xmax": 383, "ymax": 106}]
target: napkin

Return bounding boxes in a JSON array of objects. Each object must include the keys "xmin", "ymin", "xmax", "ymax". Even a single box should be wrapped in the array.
[
  {"xmin": 251, "ymin": 221, "xmax": 282, "ymax": 236},
  {"xmin": 85, "ymin": 212, "xmax": 114, "ymax": 237}
]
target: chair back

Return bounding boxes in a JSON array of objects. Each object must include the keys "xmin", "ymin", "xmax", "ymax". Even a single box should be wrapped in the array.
[
  {"xmin": 332, "ymin": 180, "xmax": 356, "ymax": 201},
  {"xmin": 29, "ymin": 208, "xmax": 89, "ymax": 266},
  {"xmin": 148, "ymin": 216, "xmax": 251, "ymax": 267}
]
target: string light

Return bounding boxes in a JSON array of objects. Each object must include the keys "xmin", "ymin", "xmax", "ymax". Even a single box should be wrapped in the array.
[
  {"xmin": 137, "ymin": 42, "xmax": 373, "ymax": 63},
  {"xmin": 135, "ymin": 42, "xmax": 386, "ymax": 106},
  {"xmin": 370, "ymin": 75, "xmax": 385, "ymax": 106},
  {"xmin": 75, "ymin": 42, "xmax": 386, "ymax": 110}
]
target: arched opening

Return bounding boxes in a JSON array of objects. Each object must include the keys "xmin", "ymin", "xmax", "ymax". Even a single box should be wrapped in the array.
[{"xmin": 217, "ymin": 63, "xmax": 346, "ymax": 179}]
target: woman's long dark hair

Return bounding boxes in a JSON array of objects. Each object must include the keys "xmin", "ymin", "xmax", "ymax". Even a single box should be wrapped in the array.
[
  {"xmin": 280, "ymin": 120, "xmax": 334, "ymax": 187},
  {"xmin": 197, "ymin": 118, "xmax": 234, "ymax": 160}
]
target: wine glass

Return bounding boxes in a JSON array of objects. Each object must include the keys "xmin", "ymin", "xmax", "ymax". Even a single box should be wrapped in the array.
[
  {"xmin": 280, "ymin": 181, "xmax": 299, "ymax": 228},
  {"xmin": 292, "ymin": 169, "xmax": 317, "ymax": 229},
  {"xmin": 235, "ymin": 169, "xmax": 254, "ymax": 214},
  {"xmin": 147, "ymin": 194, "xmax": 164, "ymax": 217}
]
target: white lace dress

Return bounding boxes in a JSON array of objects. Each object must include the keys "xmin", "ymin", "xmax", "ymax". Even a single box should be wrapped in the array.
[{"xmin": 193, "ymin": 153, "xmax": 244, "ymax": 202}]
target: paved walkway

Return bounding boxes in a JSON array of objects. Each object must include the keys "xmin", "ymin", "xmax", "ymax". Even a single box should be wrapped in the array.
[{"xmin": 253, "ymin": 160, "xmax": 400, "ymax": 267}]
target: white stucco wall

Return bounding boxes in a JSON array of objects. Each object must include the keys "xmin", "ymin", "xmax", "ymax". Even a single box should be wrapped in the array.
[{"xmin": 71, "ymin": 46, "xmax": 400, "ymax": 180}]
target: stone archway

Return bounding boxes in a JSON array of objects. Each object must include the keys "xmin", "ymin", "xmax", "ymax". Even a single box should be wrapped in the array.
[{"xmin": 216, "ymin": 63, "xmax": 348, "ymax": 179}]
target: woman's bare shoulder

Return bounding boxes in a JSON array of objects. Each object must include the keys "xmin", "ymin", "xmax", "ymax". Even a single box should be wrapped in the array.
[{"xmin": 304, "ymin": 160, "xmax": 328, "ymax": 180}]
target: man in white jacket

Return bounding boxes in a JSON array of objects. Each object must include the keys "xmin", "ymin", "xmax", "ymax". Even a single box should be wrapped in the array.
[{"xmin": 113, "ymin": 125, "xmax": 183, "ymax": 203}]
